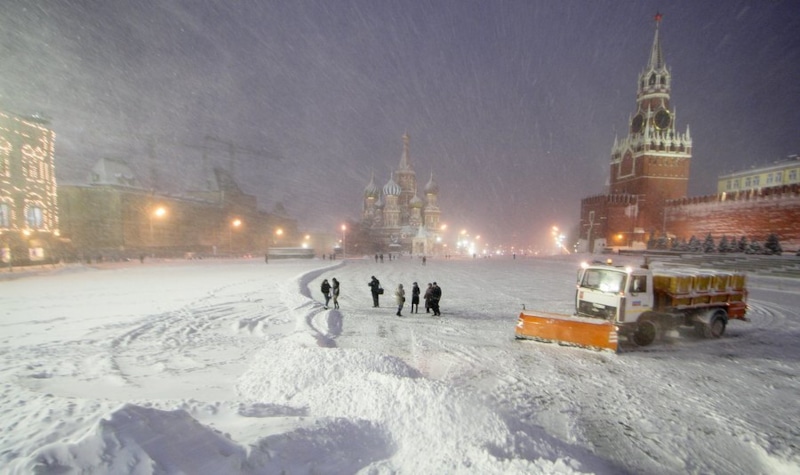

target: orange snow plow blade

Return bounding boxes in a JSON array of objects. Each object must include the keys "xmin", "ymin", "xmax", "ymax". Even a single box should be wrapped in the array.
[{"xmin": 515, "ymin": 311, "xmax": 618, "ymax": 352}]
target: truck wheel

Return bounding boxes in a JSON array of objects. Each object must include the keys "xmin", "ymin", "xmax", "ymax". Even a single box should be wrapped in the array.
[
  {"xmin": 632, "ymin": 320, "xmax": 658, "ymax": 346},
  {"xmin": 703, "ymin": 311, "xmax": 727, "ymax": 339}
]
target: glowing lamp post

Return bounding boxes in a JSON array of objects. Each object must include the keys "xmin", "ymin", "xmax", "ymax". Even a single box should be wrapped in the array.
[
  {"xmin": 149, "ymin": 206, "xmax": 167, "ymax": 246},
  {"xmin": 229, "ymin": 219, "xmax": 241, "ymax": 254},
  {"xmin": 341, "ymin": 224, "xmax": 347, "ymax": 259}
]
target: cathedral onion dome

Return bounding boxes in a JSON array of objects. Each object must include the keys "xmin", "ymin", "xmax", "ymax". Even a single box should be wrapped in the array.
[
  {"xmin": 383, "ymin": 176, "xmax": 401, "ymax": 196},
  {"xmin": 424, "ymin": 172, "xmax": 439, "ymax": 194},
  {"xmin": 364, "ymin": 173, "xmax": 379, "ymax": 198},
  {"xmin": 410, "ymin": 193, "xmax": 423, "ymax": 208}
]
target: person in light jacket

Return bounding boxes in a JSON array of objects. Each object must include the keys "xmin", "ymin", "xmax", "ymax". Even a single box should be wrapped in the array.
[
  {"xmin": 424, "ymin": 283, "xmax": 433, "ymax": 313},
  {"xmin": 395, "ymin": 283, "xmax": 405, "ymax": 317},
  {"xmin": 331, "ymin": 278, "xmax": 340, "ymax": 309}
]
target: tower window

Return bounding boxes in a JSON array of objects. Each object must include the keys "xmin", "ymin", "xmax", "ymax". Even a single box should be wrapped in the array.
[
  {"xmin": 0, "ymin": 202, "xmax": 9, "ymax": 228},
  {"xmin": 649, "ymin": 73, "xmax": 657, "ymax": 85}
]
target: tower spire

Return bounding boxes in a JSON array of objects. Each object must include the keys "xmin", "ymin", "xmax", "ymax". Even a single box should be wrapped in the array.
[
  {"xmin": 399, "ymin": 132, "xmax": 411, "ymax": 170},
  {"xmin": 648, "ymin": 12, "xmax": 665, "ymax": 71}
]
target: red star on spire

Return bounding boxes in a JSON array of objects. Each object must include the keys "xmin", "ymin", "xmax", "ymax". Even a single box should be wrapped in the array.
[{"xmin": 654, "ymin": 12, "xmax": 663, "ymax": 23}]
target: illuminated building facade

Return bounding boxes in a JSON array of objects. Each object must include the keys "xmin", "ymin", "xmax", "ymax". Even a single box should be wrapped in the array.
[
  {"xmin": 0, "ymin": 109, "xmax": 61, "ymax": 265},
  {"xmin": 58, "ymin": 159, "xmax": 298, "ymax": 259}
]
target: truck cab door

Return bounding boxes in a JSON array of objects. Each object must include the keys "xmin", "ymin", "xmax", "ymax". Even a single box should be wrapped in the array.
[{"xmin": 623, "ymin": 272, "xmax": 654, "ymax": 322}]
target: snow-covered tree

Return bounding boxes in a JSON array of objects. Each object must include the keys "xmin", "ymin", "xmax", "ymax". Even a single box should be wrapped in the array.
[
  {"xmin": 745, "ymin": 241, "xmax": 764, "ymax": 255},
  {"xmin": 687, "ymin": 235, "xmax": 702, "ymax": 253},
  {"xmin": 653, "ymin": 235, "xmax": 669, "ymax": 250},
  {"xmin": 672, "ymin": 237, "xmax": 688, "ymax": 252},
  {"xmin": 702, "ymin": 233, "xmax": 716, "ymax": 253},
  {"xmin": 764, "ymin": 234, "xmax": 783, "ymax": 255},
  {"xmin": 737, "ymin": 236, "xmax": 749, "ymax": 253},
  {"xmin": 717, "ymin": 235, "xmax": 732, "ymax": 253}
]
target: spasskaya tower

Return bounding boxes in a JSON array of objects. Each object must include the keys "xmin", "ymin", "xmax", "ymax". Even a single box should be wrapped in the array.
[{"xmin": 581, "ymin": 13, "xmax": 692, "ymax": 251}]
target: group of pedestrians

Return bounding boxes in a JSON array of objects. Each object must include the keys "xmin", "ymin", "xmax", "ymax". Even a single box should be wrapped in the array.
[
  {"xmin": 369, "ymin": 277, "xmax": 441, "ymax": 317},
  {"xmin": 319, "ymin": 278, "xmax": 340, "ymax": 309},
  {"xmin": 394, "ymin": 281, "xmax": 442, "ymax": 316},
  {"xmin": 319, "ymin": 275, "xmax": 441, "ymax": 317}
]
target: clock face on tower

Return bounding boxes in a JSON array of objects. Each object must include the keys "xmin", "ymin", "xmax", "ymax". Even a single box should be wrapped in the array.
[
  {"xmin": 654, "ymin": 109, "xmax": 671, "ymax": 130},
  {"xmin": 631, "ymin": 114, "xmax": 644, "ymax": 134}
]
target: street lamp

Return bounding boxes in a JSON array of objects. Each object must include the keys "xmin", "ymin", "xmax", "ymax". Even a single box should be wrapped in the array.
[
  {"xmin": 341, "ymin": 224, "xmax": 346, "ymax": 259},
  {"xmin": 149, "ymin": 206, "xmax": 167, "ymax": 246},
  {"xmin": 229, "ymin": 219, "xmax": 241, "ymax": 254}
]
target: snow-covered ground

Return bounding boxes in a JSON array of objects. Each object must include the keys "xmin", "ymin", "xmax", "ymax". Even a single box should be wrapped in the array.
[{"xmin": 1, "ymin": 255, "xmax": 798, "ymax": 474}]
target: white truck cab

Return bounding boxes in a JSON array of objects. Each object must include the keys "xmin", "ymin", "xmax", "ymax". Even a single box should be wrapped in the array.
[{"xmin": 576, "ymin": 264, "xmax": 654, "ymax": 324}]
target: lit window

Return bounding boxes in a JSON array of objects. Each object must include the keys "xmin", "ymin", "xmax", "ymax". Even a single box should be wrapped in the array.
[
  {"xmin": 26, "ymin": 206, "xmax": 43, "ymax": 229},
  {"xmin": 0, "ymin": 202, "xmax": 9, "ymax": 228}
]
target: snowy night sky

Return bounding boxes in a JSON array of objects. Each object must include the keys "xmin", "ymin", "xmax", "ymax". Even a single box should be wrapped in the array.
[{"xmin": 2, "ymin": 0, "xmax": 799, "ymax": 248}]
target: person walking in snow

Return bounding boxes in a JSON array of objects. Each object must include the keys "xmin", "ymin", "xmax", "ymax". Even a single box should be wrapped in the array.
[
  {"xmin": 395, "ymin": 283, "xmax": 406, "ymax": 316},
  {"xmin": 430, "ymin": 282, "xmax": 442, "ymax": 316},
  {"xmin": 331, "ymin": 278, "xmax": 340, "ymax": 309},
  {"xmin": 411, "ymin": 282, "xmax": 420, "ymax": 313},
  {"xmin": 424, "ymin": 283, "xmax": 433, "ymax": 313},
  {"xmin": 321, "ymin": 279, "xmax": 331, "ymax": 309},
  {"xmin": 368, "ymin": 276, "xmax": 382, "ymax": 307}
]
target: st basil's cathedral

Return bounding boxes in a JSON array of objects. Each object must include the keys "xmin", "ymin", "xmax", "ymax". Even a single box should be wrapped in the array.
[{"xmin": 361, "ymin": 133, "xmax": 442, "ymax": 255}]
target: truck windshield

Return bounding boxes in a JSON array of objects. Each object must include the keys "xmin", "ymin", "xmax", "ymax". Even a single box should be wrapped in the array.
[{"xmin": 581, "ymin": 268, "xmax": 626, "ymax": 293}]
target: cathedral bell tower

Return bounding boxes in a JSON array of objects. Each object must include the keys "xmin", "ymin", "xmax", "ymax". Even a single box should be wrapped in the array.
[{"xmin": 607, "ymin": 12, "xmax": 692, "ymax": 244}]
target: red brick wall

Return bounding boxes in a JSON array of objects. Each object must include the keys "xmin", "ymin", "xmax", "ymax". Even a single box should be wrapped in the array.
[{"xmin": 666, "ymin": 186, "xmax": 800, "ymax": 248}]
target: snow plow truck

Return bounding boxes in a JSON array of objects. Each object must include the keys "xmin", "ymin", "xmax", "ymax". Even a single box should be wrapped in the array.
[{"xmin": 515, "ymin": 261, "xmax": 748, "ymax": 352}]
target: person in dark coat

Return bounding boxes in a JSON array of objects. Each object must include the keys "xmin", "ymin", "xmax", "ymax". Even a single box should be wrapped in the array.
[
  {"xmin": 424, "ymin": 283, "xmax": 433, "ymax": 313},
  {"xmin": 331, "ymin": 278, "xmax": 340, "ymax": 309},
  {"xmin": 411, "ymin": 282, "xmax": 420, "ymax": 313},
  {"xmin": 430, "ymin": 282, "xmax": 442, "ymax": 316},
  {"xmin": 368, "ymin": 276, "xmax": 381, "ymax": 307},
  {"xmin": 321, "ymin": 279, "xmax": 332, "ymax": 309}
]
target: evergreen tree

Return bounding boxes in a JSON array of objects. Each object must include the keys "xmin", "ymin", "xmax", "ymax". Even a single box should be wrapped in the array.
[
  {"xmin": 687, "ymin": 235, "xmax": 702, "ymax": 253},
  {"xmin": 703, "ymin": 233, "xmax": 716, "ymax": 253},
  {"xmin": 745, "ymin": 241, "xmax": 763, "ymax": 255},
  {"xmin": 764, "ymin": 233, "xmax": 783, "ymax": 255},
  {"xmin": 737, "ymin": 236, "xmax": 749, "ymax": 253},
  {"xmin": 717, "ymin": 235, "xmax": 731, "ymax": 253},
  {"xmin": 655, "ymin": 235, "xmax": 669, "ymax": 250}
]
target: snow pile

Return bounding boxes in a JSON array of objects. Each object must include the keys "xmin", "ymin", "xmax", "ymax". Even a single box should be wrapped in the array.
[{"xmin": 17, "ymin": 404, "xmax": 246, "ymax": 474}]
